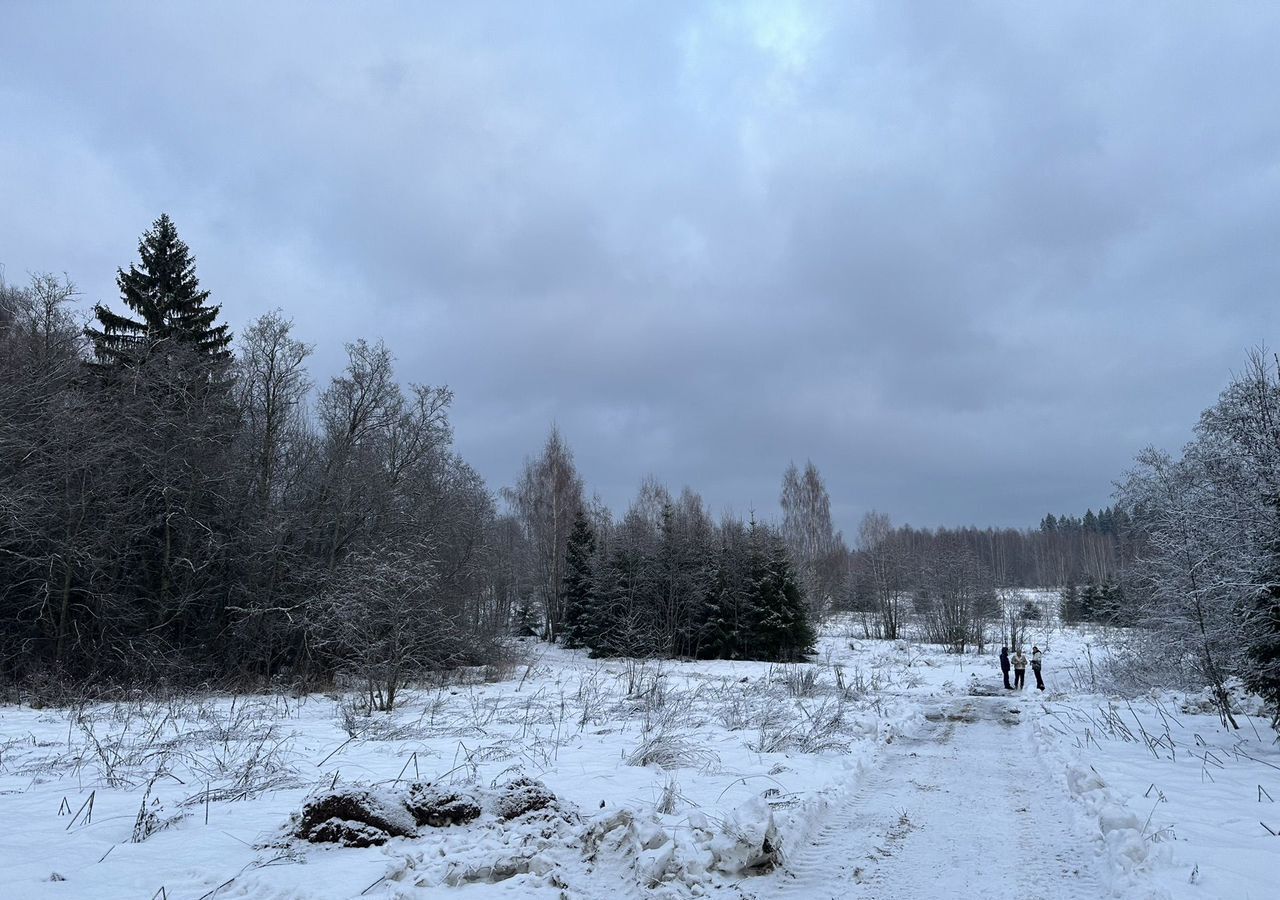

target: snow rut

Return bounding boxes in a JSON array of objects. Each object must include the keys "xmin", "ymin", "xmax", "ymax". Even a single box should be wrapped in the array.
[
  {"xmin": 754, "ymin": 714, "xmax": 956, "ymax": 900},
  {"xmin": 748, "ymin": 696, "xmax": 1107, "ymax": 900}
]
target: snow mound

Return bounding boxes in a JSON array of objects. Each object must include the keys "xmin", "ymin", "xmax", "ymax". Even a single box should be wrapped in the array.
[
  {"xmin": 1065, "ymin": 763, "xmax": 1106, "ymax": 795},
  {"xmin": 708, "ymin": 796, "xmax": 781, "ymax": 874},
  {"xmin": 1063, "ymin": 763, "xmax": 1152, "ymax": 875},
  {"xmin": 579, "ymin": 794, "xmax": 784, "ymax": 892},
  {"xmin": 1177, "ymin": 679, "xmax": 1269, "ymax": 717}
]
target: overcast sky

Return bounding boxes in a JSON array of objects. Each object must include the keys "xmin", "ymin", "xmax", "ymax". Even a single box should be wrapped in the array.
[{"xmin": 3, "ymin": 2, "xmax": 1278, "ymax": 533}]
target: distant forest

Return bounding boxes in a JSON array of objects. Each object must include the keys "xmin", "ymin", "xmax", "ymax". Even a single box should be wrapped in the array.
[
  {"xmin": 852, "ymin": 507, "xmax": 1137, "ymax": 597},
  {"xmin": 1, "ymin": 216, "xmax": 1276, "ymax": 719}
]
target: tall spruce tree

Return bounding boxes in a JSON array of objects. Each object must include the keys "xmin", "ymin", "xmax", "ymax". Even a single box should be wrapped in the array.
[
  {"xmin": 87, "ymin": 214, "xmax": 232, "ymax": 367},
  {"xmin": 560, "ymin": 511, "xmax": 598, "ymax": 649},
  {"xmin": 81, "ymin": 216, "xmax": 236, "ymax": 661}
]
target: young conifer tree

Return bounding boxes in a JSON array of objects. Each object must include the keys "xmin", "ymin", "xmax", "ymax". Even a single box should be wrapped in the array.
[
  {"xmin": 696, "ymin": 539, "xmax": 744, "ymax": 659},
  {"xmin": 743, "ymin": 522, "xmax": 815, "ymax": 661}
]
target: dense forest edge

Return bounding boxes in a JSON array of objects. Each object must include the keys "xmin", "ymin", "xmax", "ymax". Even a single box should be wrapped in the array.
[{"xmin": 1, "ymin": 216, "xmax": 1276, "ymax": 727}]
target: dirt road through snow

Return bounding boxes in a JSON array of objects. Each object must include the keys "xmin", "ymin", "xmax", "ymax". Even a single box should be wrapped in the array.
[{"xmin": 752, "ymin": 695, "xmax": 1107, "ymax": 900}]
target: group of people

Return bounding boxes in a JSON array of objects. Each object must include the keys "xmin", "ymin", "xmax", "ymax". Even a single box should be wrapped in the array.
[{"xmin": 999, "ymin": 645, "xmax": 1045, "ymax": 691}]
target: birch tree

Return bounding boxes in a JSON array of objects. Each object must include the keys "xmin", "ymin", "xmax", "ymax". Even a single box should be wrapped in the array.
[
  {"xmin": 780, "ymin": 460, "xmax": 844, "ymax": 620},
  {"xmin": 504, "ymin": 428, "xmax": 583, "ymax": 640}
]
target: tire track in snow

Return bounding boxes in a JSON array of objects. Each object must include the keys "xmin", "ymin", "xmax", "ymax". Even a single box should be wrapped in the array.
[
  {"xmin": 746, "ymin": 697, "xmax": 1108, "ymax": 900},
  {"xmin": 745, "ymin": 712, "xmax": 956, "ymax": 899}
]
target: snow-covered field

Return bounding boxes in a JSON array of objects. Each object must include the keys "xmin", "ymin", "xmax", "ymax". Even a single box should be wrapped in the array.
[{"xmin": 0, "ymin": 598, "xmax": 1276, "ymax": 900}]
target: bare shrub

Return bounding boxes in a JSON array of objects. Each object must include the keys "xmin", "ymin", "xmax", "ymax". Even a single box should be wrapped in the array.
[{"xmin": 308, "ymin": 541, "xmax": 483, "ymax": 712}]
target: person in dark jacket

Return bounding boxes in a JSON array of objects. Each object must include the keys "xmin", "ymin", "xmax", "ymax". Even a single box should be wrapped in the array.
[{"xmin": 999, "ymin": 646, "xmax": 1012, "ymax": 690}]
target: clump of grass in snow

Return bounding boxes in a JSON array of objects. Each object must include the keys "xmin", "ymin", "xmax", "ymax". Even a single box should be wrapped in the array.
[
  {"xmin": 627, "ymin": 729, "xmax": 719, "ymax": 771},
  {"xmin": 625, "ymin": 692, "xmax": 718, "ymax": 770},
  {"xmin": 751, "ymin": 697, "xmax": 853, "ymax": 755},
  {"xmin": 775, "ymin": 664, "xmax": 822, "ymax": 698},
  {"xmin": 655, "ymin": 776, "xmax": 681, "ymax": 814},
  {"xmin": 711, "ymin": 684, "xmax": 759, "ymax": 732},
  {"xmin": 63, "ymin": 696, "xmax": 300, "ymax": 797}
]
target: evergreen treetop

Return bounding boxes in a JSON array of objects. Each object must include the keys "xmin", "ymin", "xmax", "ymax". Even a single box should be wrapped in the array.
[{"xmin": 87, "ymin": 214, "xmax": 232, "ymax": 367}]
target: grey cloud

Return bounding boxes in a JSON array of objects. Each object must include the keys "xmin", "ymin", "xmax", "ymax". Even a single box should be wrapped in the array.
[{"xmin": 3, "ymin": 1, "xmax": 1279, "ymax": 531}]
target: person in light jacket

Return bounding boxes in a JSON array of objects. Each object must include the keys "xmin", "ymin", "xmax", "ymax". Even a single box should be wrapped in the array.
[
  {"xmin": 1012, "ymin": 648, "xmax": 1028, "ymax": 689},
  {"xmin": 1031, "ymin": 645, "xmax": 1045, "ymax": 691},
  {"xmin": 999, "ymin": 646, "xmax": 1012, "ymax": 690}
]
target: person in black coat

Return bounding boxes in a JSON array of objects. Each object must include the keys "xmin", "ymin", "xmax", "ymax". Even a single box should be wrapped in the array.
[{"xmin": 999, "ymin": 646, "xmax": 1012, "ymax": 690}]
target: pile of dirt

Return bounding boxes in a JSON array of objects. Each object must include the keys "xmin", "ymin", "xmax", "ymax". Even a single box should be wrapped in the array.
[
  {"xmin": 407, "ymin": 784, "xmax": 483, "ymax": 828},
  {"xmin": 294, "ymin": 777, "xmax": 569, "ymax": 846},
  {"xmin": 294, "ymin": 789, "xmax": 417, "ymax": 847},
  {"xmin": 492, "ymin": 776, "xmax": 558, "ymax": 821}
]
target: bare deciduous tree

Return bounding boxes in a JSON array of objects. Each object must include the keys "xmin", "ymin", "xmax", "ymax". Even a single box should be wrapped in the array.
[
  {"xmin": 504, "ymin": 428, "xmax": 583, "ymax": 641},
  {"xmin": 780, "ymin": 461, "xmax": 845, "ymax": 620},
  {"xmin": 310, "ymin": 541, "xmax": 474, "ymax": 711},
  {"xmin": 856, "ymin": 510, "xmax": 907, "ymax": 639},
  {"xmin": 918, "ymin": 540, "xmax": 997, "ymax": 654},
  {"xmin": 235, "ymin": 310, "xmax": 312, "ymax": 510}
]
